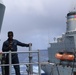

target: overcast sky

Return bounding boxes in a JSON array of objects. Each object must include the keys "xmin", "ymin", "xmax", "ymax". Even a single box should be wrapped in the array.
[{"xmin": 0, "ymin": 0, "xmax": 76, "ymax": 50}]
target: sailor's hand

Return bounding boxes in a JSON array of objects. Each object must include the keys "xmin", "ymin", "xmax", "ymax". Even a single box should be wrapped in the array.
[
  {"xmin": 29, "ymin": 43, "xmax": 32, "ymax": 46},
  {"xmin": 8, "ymin": 44, "xmax": 12, "ymax": 50},
  {"xmin": 26, "ymin": 43, "xmax": 32, "ymax": 47}
]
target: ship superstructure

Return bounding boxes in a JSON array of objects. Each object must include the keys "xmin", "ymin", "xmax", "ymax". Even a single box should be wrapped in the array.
[
  {"xmin": 48, "ymin": 11, "xmax": 76, "ymax": 64},
  {"xmin": 42, "ymin": 11, "xmax": 76, "ymax": 75}
]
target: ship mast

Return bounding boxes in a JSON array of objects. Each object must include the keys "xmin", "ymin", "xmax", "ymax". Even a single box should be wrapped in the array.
[{"xmin": 0, "ymin": 0, "xmax": 5, "ymax": 33}]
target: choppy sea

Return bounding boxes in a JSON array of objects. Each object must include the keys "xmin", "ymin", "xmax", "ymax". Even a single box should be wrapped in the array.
[
  {"xmin": 19, "ymin": 49, "xmax": 48, "ymax": 62},
  {"xmin": 0, "ymin": 50, "xmax": 48, "ymax": 75}
]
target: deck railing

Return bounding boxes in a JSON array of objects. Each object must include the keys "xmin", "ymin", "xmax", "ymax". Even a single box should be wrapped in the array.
[{"xmin": 0, "ymin": 44, "xmax": 46, "ymax": 75}]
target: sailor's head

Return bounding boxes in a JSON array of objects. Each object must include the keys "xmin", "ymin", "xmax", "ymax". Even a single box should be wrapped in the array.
[{"xmin": 8, "ymin": 31, "xmax": 13, "ymax": 40}]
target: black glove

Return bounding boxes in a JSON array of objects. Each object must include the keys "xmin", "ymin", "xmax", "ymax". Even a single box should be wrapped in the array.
[{"xmin": 29, "ymin": 43, "xmax": 32, "ymax": 46}]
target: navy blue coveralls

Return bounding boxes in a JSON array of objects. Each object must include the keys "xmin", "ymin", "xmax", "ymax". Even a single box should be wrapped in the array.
[{"xmin": 2, "ymin": 39, "xmax": 29, "ymax": 75}]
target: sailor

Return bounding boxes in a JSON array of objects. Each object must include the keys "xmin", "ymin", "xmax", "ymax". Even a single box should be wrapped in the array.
[{"xmin": 2, "ymin": 31, "xmax": 32, "ymax": 75}]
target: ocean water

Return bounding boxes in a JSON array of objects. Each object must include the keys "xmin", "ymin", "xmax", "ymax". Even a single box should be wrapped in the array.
[
  {"xmin": 18, "ymin": 50, "xmax": 48, "ymax": 62},
  {"xmin": 0, "ymin": 50, "xmax": 48, "ymax": 75}
]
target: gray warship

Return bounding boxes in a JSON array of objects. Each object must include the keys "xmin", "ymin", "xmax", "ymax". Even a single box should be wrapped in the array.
[{"xmin": 42, "ymin": 8, "xmax": 76, "ymax": 75}]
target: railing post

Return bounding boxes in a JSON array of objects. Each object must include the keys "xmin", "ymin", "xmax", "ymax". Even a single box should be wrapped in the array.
[
  {"xmin": 9, "ymin": 51, "xmax": 12, "ymax": 75},
  {"xmin": 38, "ymin": 50, "xmax": 41, "ymax": 75},
  {"xmin": 28, "ymin": 43, "xmax": 33, "ymax": 75}
]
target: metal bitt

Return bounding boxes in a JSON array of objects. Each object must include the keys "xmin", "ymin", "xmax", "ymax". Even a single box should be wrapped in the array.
[{"xmin": 28, "ymin": 43, "xmax": 33, "ymax": 75}]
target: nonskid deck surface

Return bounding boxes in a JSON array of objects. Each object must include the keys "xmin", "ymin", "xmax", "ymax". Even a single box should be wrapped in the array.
[
  {"xmin": 0, "ymin": 68, "xmax": 46, "ymax": 75},
  {"xmin": 0, "ymin": 73, "xmax": 47, "ymax": 75},
  {"xmin": 3, "ymin": 72, "xmax": 46, "ymax": 75}
]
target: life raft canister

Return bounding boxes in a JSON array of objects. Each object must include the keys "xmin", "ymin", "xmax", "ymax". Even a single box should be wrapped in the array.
[{"xmin": 55, "ymin": 52, "xmax": 74, "ymax": 61}]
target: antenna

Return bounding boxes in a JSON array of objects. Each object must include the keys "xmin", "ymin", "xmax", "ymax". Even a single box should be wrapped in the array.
[
  {"xmin": 53, "ymin": 37, "xmax": 56, "ymax": 42},
  {"xmin": 70, "ymin": 0, "xmax": 76, "ymax": 12},
  {"xmin": 47, "ymin": 29, "xmax": 51, "ymax": 48}
]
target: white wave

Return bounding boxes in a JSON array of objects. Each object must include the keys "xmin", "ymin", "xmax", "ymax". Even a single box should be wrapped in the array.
[{"xmin": 33, "ymin": 66, "xmax": 45, "ymax": 74}]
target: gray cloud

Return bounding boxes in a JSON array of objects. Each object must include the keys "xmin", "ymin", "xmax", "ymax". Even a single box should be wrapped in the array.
[{"xmin": 0, "ymin": 0, "xmax": 75, "ymax": 50}]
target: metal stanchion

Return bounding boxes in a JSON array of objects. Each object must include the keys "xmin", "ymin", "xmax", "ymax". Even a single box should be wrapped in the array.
[
  {"xmin": 38, "ymin": 50, "xmax": 41, "ymax": 75},
  {"xmin": 28, "ymin": 43, "xmax": 33, "ymax": 75},
  {"xmin": 9, "ymin": 51, "xmax": 12, "ymax": 75}
]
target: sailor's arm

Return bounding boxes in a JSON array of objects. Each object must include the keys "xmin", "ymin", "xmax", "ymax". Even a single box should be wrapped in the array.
[{"xmin": 17, "ymin": 40, "xmax": 32, "ymax": 47}]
